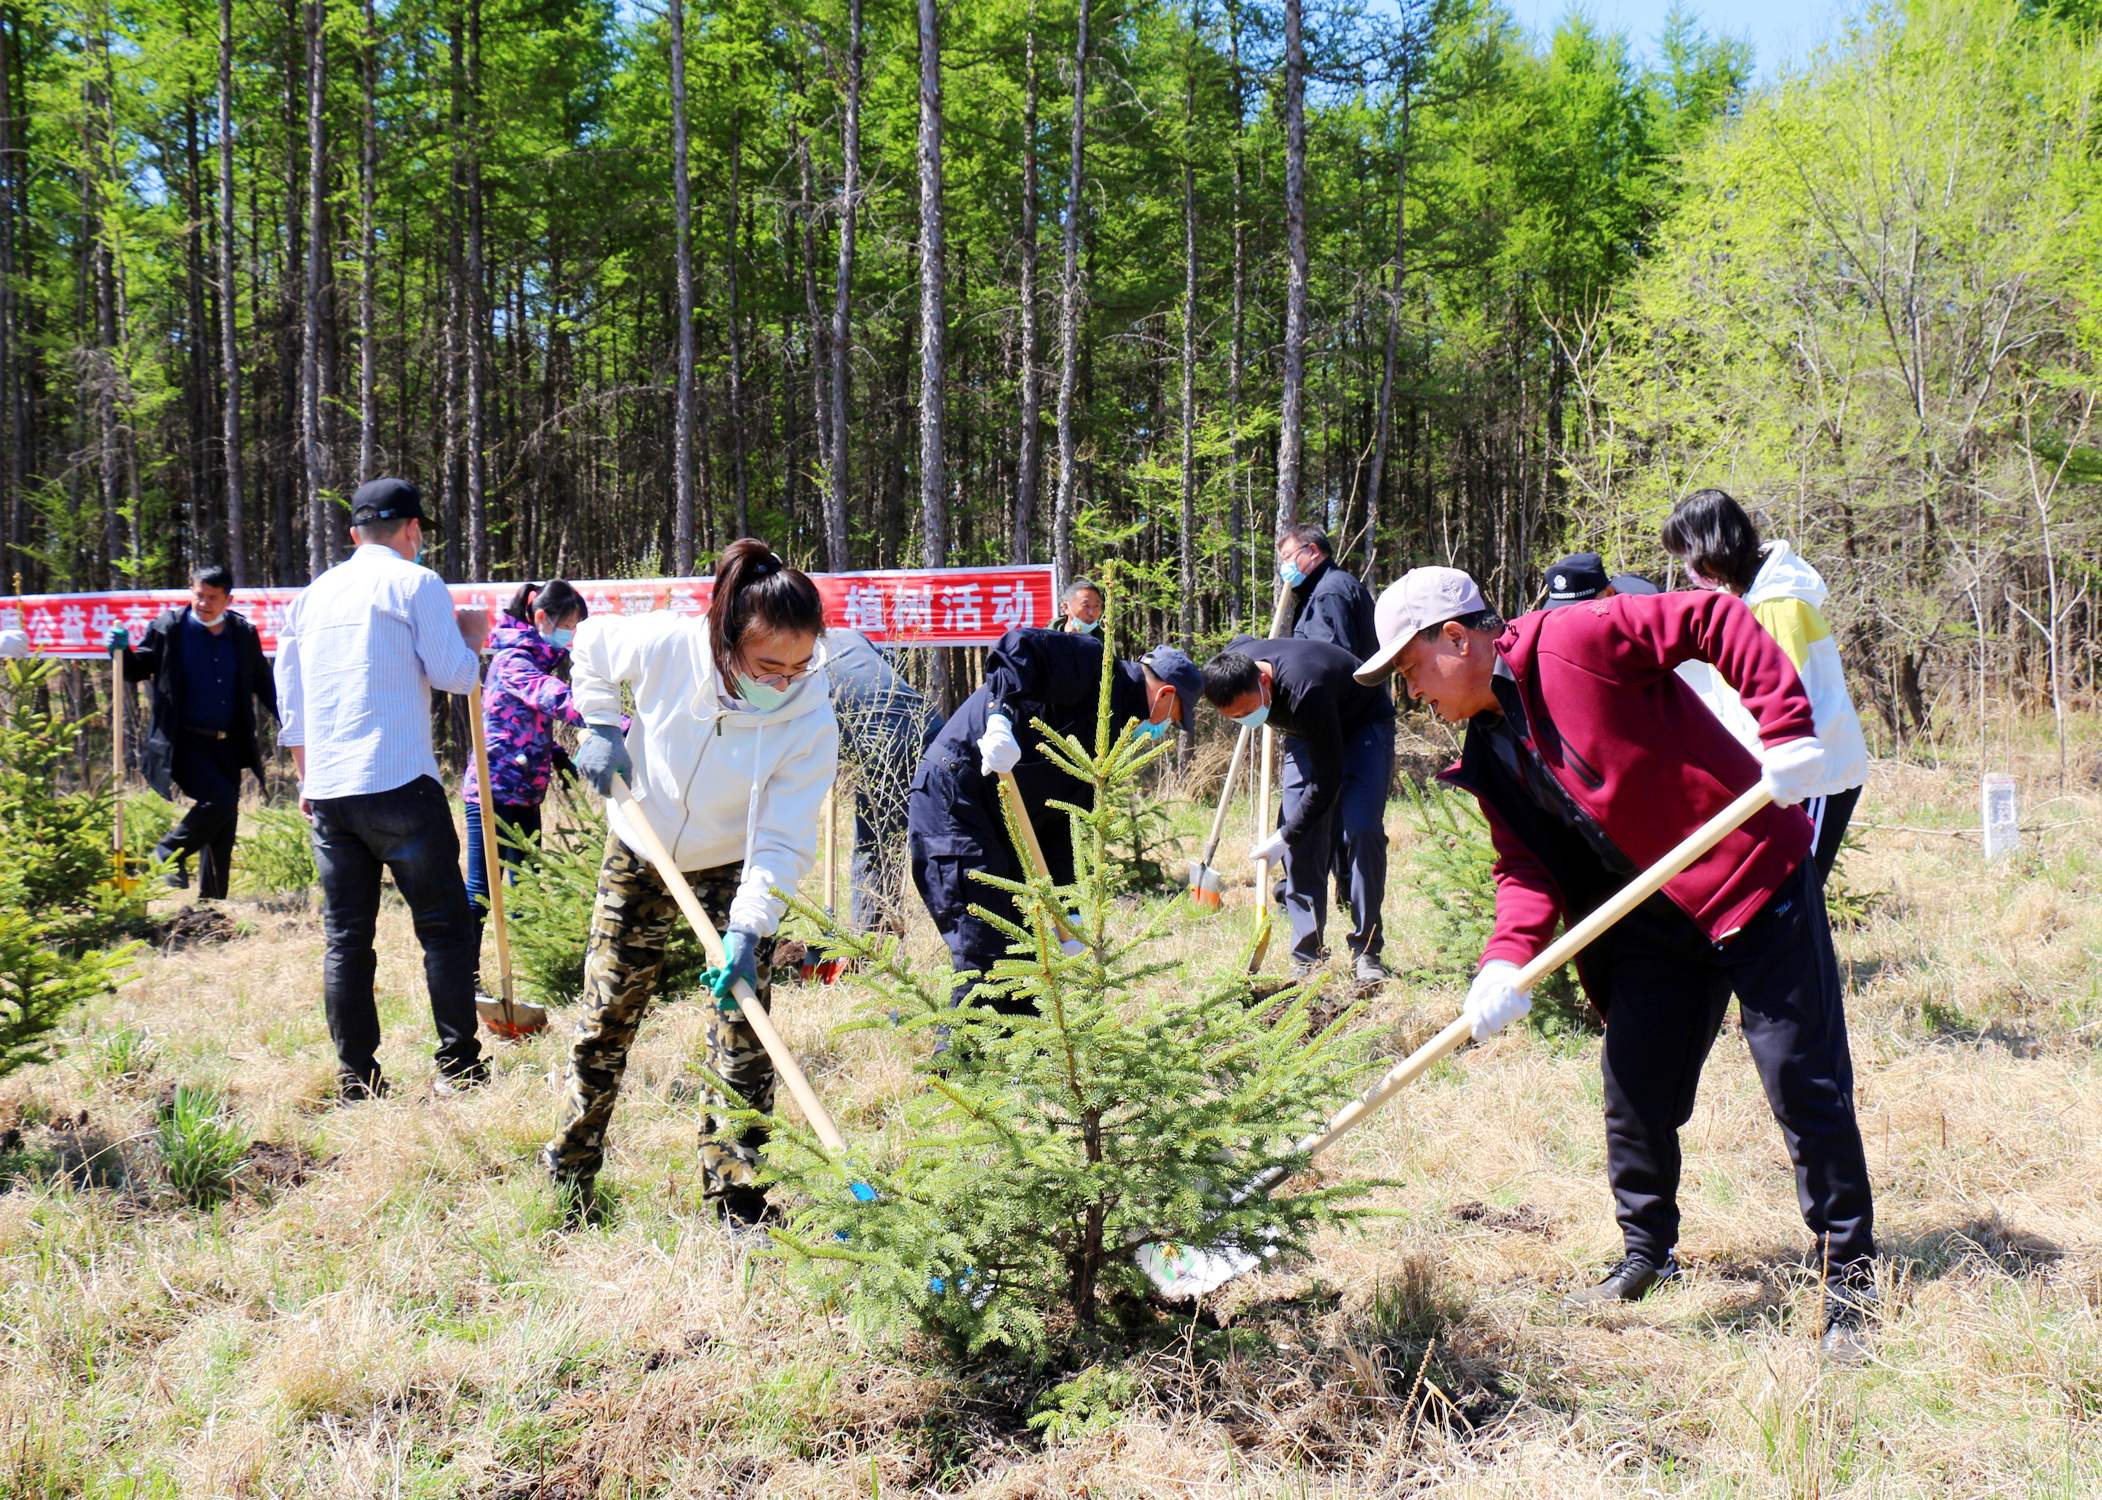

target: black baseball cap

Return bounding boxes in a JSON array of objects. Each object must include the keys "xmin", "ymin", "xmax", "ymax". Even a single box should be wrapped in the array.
[
  {"xmin": 349, "ymin": 477, "xmax": 439, "ymax": 530},
  {"xmin": 1541, "ymin": 552, "xmax": 1609, "ymax": 609},
  {"xmin": 1610, "ymin": 573, "xmax": 1662, "ymax": 596}
]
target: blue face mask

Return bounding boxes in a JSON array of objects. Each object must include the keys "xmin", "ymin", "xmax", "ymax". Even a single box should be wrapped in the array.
[
  {"xmin": 545, "ymin": 626, "xmax": 575, "ymax": 650},
  {"xmin": 1229, "ymin": 685, "xmax": 1272, "ymax": 731},
  {"xmin": 1131, "ymin": 717, "xmax": 1169, "ymax": 743},
  {"xmin": 1071, "ymin": 616, "xmax": 1101, "ymax": 634},
  {"xmin": 1278, "ymin": 555, "xmax": 1306, "ymax": 589},
  {"xmin": 737, "ymin": 674, "xmax": 792, "ymax": 711}
]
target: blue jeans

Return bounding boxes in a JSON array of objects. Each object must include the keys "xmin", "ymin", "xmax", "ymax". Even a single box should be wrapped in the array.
[
  {"xmin": 464, "ymin": 797, "xmax": 542, "ymax": 941},
  {"xmin": 310, "ymin": 774, "xmax": 483, "ymax": 1086}
]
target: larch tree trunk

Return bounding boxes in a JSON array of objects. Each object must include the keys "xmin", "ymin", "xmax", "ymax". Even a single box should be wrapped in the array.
[
  {"xmin": 917, "ymin": 0, "xmax": 949, "ymax": 705},
  {"xmin": 1225, "ymin": 0, "xmax": 1245, "ymax": 627},
  {"xmin": 216, "ymin": 0, "xmax": 245, "ymax": 581},
  {"xmin": 464, "ymin": 0, "xmax": 487, "ymax": 578},
  {"xmin": 181, "ymin": 94, "xmax": 208, "ymax": 575},
  {"xmin": 1273, "ymin": 0, "xmax": 1306, "ymax": 536},
  {"xmin": 356, "ymin": 0, "xmax": 377, "ymax": 482},
  {"xmin": 0, "ymin": 10, "xmax": 17, "ymax": 580},
  {"xmin": 1012, "ymin": 3, "xmax": 1041, "ymax": 566},
  {"xmin": 668, "ymin": 0, "xmax": 695, "ymax": 574},
  {"xmin": 302, "ymin": 0, "xmax": 332, "ymax": 579},
  {"xmin": 827, "ymin": 0, "xmax": 863, "ymax": 573},
  {"xmin": 727, "ymin": 69, "xmax": 749, "ymax": 541},
  {"xmin": 792, "ymin": 70, "xmax": 829, "ymax": 553},
  {"xmin": 440, "ymin": 13, "xmax": 463, "ymax": 573},
  {"xmin": 1177, "ymin": 0, "xmax": 1200, "ymax": 649},
  {"xmin": 1052, "ymin": 0, "xmax": 1088, "ymax": 584},
  {"xmin": 88, "ymin": 47, "xmax": 122, "ymax": 583},
  {"xmin": 1363, "ymin": 90, "xmax": 1408, "ymax": 586}
]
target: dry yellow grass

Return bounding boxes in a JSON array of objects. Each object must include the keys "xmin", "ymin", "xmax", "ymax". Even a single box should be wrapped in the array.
[{"xmin": 3, "ymin": 722, "xmax": 2099, "ymax": 1497}]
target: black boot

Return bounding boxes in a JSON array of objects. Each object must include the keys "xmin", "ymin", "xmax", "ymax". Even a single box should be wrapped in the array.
[{"xmin": 1566, "ymin": 1251, "xmax": 1677, "ymax": 1307}]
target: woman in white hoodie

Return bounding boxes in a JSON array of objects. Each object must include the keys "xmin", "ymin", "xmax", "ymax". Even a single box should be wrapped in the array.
[
  {"xmin": 1662, "ymin": 489, "xmax": 1869, "ymax": 881},
  {"xmin": 541, "ymin": 539, "xmax": 838, "ymax": 1227}
]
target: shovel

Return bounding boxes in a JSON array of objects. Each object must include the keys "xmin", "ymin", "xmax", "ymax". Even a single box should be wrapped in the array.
[
  {"xmin": 1188, "ymin": 727, "xmax": 1251, "ymax": 911},
  {"xmin": 1244, "ymin": 582, "xmax": 1298, "ymax": 969},
  {"xmin": 1138, "ymin": 780, "xmax": 1777, "ymax": 1299},
  {"xmin": 797, "ymin": 785, "xmax": 851, "ymax": 984},
  {"xmin": 608, "ymin": 774, "xmax": 870, "ymax": 1200},
  {"xmin": 469, "ymin": 679, "xmax": 547, "ymax": 1039}
]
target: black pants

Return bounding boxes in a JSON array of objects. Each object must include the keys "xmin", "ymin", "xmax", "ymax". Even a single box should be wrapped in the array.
[
  {"xmin": 911, "ymin": 846, "xmax": 1037, "ymax": 1017},
  {"xmin": 1807, "ymin": 786, "xmax": 1861, "ymax": 884},
  {"xmin": 156, "ymin": 735, "xmax": 245, "ymax": 900},
  {"xmin": 309, "ymin": 774, "xmax": 484, "ymax": 1087},
  {"xmin": 1599, "ymin": 859, "xmax": 1874, "ymax": 1290},
  {"xmin": 1279, "ymin": 721, "xmax": 1393, "ymax": 965}
]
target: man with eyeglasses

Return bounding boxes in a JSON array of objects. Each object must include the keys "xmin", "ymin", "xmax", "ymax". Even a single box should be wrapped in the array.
[{"xmin": 907, "ymin": 626, "xmax": 1203, "ymax": 1016}]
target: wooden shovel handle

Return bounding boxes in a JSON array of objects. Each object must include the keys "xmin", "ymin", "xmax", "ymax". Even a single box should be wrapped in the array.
[
  {"xmin": 996, "ymin": 770, "xmax": 1088, "ymax": 948},
  {"xmin": 610, "ymin": 775, "xmax": 849, "ymax": 1155},
  {"xmin": 1281, "ymin": 781, "xmax": 1777, "ymax": 1173},
  {"xmin": 467, "ymin": 679, "xmax": 518, "ymax": 1029},
  {"xmin": 1199, "ymin": 727, "xmax": 1252, "ymax": 870}
]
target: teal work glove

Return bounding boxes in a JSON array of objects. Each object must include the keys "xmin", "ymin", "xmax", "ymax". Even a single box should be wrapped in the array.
[
  {"xmin": 106, "ymin": 627, "xmax": 128, "ymax": 656},
  {"xmin": 707, "ymin": 929, "xmax": 762, "ymax": 1014}
]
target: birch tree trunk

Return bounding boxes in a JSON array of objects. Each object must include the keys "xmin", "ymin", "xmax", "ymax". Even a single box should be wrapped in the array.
[
  {"xmin": 215, "ymin": 0, "xmax": 245, "ymax": 581},
  {"xmin": 668, "ymin": 0, "xmax": 695, "ymax": 573},
  {"xmin": 1052, "ymin": 0, "xmax": 1088, "ymax": 583},
  {"xmin": 917, "ymin": 0, "xmax": 949, "ymax": 705},
  {"xmin": 827, "ymin": 0, "xmax": 863, "ymax": 573},
  {"xmin": 1273, "ymin": 0, "xmax": 1306, "ymax": 535},
  {"xmin": 1012, "ymin": 4, "xmax": 1040, "ymax": 565},
  {"xmin": 302, "ymin": 0, "xmax": 333, "ymax": 579}
]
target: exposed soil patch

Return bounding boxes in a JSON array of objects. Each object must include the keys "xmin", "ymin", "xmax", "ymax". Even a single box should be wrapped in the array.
[
  {"xmin": 150, "ymin": 904, "xmax": 241, "ymax": 951},
  {"xmin": 1449, "ymin": 1200, "xmax": 1558, "ymax": 1239},
  {"xmin": 243, "ymin": 1139, "xmax": 328, "ymax": 1189}
]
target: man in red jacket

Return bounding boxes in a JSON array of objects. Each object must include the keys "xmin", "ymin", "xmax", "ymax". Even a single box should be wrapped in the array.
[{"xmin": 1357, "ymin": 566, "xmax": 1876, "ymax": 1359}]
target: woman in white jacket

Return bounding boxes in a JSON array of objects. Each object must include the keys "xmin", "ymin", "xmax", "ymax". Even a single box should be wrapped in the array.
[
  {"xmin": 1662, "ymin": 489, "xmax": 1870, "ymax": 882},
  {"xmin": 541, "ymin": 539, "xmax": 838, "ymax": 1228}
]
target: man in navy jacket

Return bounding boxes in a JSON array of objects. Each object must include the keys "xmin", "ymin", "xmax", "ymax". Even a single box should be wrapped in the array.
[
  {"xmin": 1357, "ymin": 565, "xmax": 1876, "ymax": 1359},
  {"xmin": 908, "ymin": 628, "xmax": 1202, "ymax": 1014}
]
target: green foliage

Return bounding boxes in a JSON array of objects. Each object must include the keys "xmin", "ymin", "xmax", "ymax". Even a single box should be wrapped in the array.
[
  {"xmin": 1400, "ymin": 778, "xmax": 1590, "ymax": 1036},
  {"xmin": 238, "ymin": 806, "xmax": 318, "ymax": 901},
  {"xmin": 156, "ymin": 1085, "xmax": 250, "ymax": 1209},
  {"xmin": 121, "ymin": 792, "xmax": 181, "ymax": 863},
  {"xmin": 1027, "ymin": 1363, "xmax": 1138, "ymax": 1444},
  {"xmin": 767, "ymin": 622, "xmax": 1376, "ymax": 1366},
  {"xmin": 504, "ymin": 798, "xmax": 708, "ymax": 1005},
  {"xmin": 93, "ymin": 1024, "xmax": 161, "ymax": 1085},
  {"xmin": 0, "ymin": 909, "xmax": 137, "ymax": 1083},
  {"xmin": 0, "ymin": 660, "xmax": 122, "ymax": 928}
]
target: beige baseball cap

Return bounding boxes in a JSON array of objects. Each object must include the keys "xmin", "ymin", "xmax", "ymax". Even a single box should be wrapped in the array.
[{"xmin": 1355, "ymin": 566, "xmax": 1488, "ymax": 684}]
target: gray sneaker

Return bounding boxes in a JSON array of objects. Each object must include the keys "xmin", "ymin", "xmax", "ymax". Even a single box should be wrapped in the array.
[{"xmin": 1352, "ymin": 954, "xmax": 1386, "ymax": 991}]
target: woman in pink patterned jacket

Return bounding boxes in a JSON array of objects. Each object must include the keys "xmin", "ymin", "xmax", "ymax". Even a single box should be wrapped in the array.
[{"xmin": 465, "ymin": 579, "xmax": 589, "ymax": 969}]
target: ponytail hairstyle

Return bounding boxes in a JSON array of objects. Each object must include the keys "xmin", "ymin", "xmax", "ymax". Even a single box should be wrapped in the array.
[
  {"xmin": 1660, "ymin": 489, "xmax": 1763, "ymax": 595},
  {"xmin": 504, "ymin": 578, "xmax": 590, "ymax": 628},
  {"xmin": 707, "ymin": 538, "xmax": 824, "ymax": 685}
]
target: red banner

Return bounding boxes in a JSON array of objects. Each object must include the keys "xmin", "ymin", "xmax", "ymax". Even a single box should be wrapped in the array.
[{"xmin": 1, "ymin": 563, "xmax": 1059, "ymax": 658}]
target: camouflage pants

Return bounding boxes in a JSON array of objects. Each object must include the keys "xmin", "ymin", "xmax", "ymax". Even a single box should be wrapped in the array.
[{"xmin": 541, "ymin": 833, "xmax": 776, "ymax": 1198}]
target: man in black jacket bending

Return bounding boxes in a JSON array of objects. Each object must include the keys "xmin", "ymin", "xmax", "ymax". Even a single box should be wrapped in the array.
[
  {"xmin": 1202, "ymin": 636, "xmax": 1395, "ymax": 986},
  {"xmin": 908, "ymin": 627, "xmax": 1202, "ymax": 1014},
  {"xmin": 108, "ymin": 566, "xmax": 279, "ymax": 898}
]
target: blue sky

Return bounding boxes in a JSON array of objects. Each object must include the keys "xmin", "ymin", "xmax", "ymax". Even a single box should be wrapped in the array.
[{"xmin": 1507, "ymin": 0, "xmax": 1851, "ymax": 82}]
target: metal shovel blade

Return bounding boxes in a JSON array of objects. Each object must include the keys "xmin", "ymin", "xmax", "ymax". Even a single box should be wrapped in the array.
[
  {"xmin": 1187, "ymin": 859, "xmax": 1223, "ymax": 910},
  {"xmin": 476, "ymin": 992, "xmax": 548, "ymax": 1039}
]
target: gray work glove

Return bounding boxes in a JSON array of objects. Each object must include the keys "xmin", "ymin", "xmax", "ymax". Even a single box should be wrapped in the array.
[{"xmin": 575, "ymin": 723, "xmax": 633, "ymax": 797}]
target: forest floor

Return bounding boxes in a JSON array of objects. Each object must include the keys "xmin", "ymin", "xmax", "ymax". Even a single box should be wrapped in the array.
[{"xmin": 3, "ymin": 721, "xmax": 2101, "ymax": 1498}]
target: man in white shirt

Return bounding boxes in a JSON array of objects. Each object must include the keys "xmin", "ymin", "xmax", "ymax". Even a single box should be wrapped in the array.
[{"xmin": 274, "ymin": 478, "xmax": 492, "ymax": 1100}]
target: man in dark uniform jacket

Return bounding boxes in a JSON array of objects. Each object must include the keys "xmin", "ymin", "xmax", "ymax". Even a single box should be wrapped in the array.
[
  {"xmin": 908, "ymin": 627, "xmax": 1202, "ymax": 1014},
  {"xmin": 108, "ymin": 565, "xmax": 279, "ymax": 898},
  {"xmin": 1200, "ymin": 635, "xmax": 1395, "ymax": 987}
]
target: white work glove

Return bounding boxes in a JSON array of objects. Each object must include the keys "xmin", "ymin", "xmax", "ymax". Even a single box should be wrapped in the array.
[
  {"xmin": 1462, "ymin": 959, "xmax": 1532, "ymax": 1042},
  {"xmin": 1248, "ymin": 829, "xmax": 1288, "ymax": 865},
  {"xmin": 978, "ymin": 712, "xmax": 1023, "ymax": 777},
  {"xmin": 1758, "ymin": 736, "xmax": 1826, "ymax": 809}
]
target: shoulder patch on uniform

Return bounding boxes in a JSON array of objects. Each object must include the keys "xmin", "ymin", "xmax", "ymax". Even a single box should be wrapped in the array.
[{"xmin": 1586, "ymin": 599, "xmax": 1612, "ymax": 616}]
